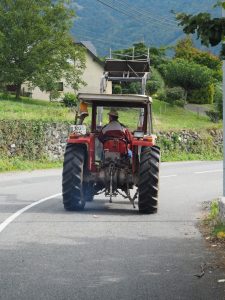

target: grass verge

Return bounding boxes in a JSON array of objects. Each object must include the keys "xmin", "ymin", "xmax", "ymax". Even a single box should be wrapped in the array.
[
  {"xmin": 161, "ymin": 151, "xmax": 223, "ymax": 162},
  {"xmin": 0, "ymin": 157, "xmax": 63, "ymax": 173},
  {"xmin": 202, "ymin": 200, "xmax": 225, "ymax": 245}
]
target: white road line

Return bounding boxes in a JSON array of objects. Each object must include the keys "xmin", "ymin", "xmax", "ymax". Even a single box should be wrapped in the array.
[
  {"xmin": 195, "ymin": 170, "xmax": 222, "ymax": 174},
  {"xmin": 0, "ymin": 193, "xmax": 61, "ymax": 234},
  {"xmin": 161, "ymin": 175, "xmax": 177, "ymax": 178}
]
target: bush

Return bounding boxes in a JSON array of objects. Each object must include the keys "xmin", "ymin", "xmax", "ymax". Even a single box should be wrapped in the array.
[
  {"xmin": 62, "ymin": 93, "xmax": 77, "ymax": 107},
  {"xmin": 166, "ymin": 87, "xmax": 186, "ymax": 105},
  {"xmin": 129, "ymin": 82, "xmax": 140, "ymax": 94},
  {"xmin": 174, "ymin": 100, "xmax": 186, "ymax": 107},
  {"xmin": 188, "ymin": 84, "xmax": 215, "ymax": 104},
  {"xmin": 155, "ymin": 89, "xmax": 167, "ymax": 101},
  {"xmin": 146, "ymin": 68, "xmax": 164, "ymax": 95},
  {"xmin": 206, "ymin": 110, "xmax": 220, "ymax": 123},
  {"xmin": 146, "ymin": 80, "xmax": 160, "ymax": 95},
  {"xmin": 113, "ymin": 84, "xmax": 122, "ymax": 94}
]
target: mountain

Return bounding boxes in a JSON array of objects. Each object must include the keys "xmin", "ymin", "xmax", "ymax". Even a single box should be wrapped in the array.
[{"xmin": 72, "ymin": 0, "xmax": 220, "ymax": 56}]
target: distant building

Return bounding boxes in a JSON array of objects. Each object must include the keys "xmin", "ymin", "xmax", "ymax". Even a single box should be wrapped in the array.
[{"xmin": 20, "ymin": 41, "xmax": 112, "ymax": 101}]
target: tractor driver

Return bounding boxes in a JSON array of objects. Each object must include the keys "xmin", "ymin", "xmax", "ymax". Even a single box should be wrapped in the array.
[{"xmin": 98, "ymin": 108, "xmax": 132, "ymax": 145}]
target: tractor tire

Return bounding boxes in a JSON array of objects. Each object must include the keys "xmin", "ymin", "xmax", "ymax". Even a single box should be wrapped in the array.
[
  {"xmin": 138, "ymin": 146, "xmax": 160, "ymax": 214},
  {"xmin": 62, "ymin": 144, "xmax": 87, "ymax": 211}
]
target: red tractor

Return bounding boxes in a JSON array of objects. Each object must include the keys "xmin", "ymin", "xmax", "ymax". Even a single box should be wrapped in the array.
[{"xmin": 62, "ymin": 93, "xmax": 160, "ymax": 214}]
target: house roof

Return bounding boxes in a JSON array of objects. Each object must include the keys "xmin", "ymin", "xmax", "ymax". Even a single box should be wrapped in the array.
[{"xmin": 76, "ymin": 41, "xmax": 104, "ymax": 67}]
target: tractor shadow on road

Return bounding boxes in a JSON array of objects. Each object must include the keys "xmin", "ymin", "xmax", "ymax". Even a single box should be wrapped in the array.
[
  {"xmin": 31, "ymin": 197, "xmax": 145, "ymax": 216},
  {"xmin": 76, "ymin": 198, "xmax": 140, "ymax": 216},
  {"xmin": 50, "ymin": 197, "xmax": 140, "ymax": 216},
  {"xmin": 82, "ymin": 206, "xmax": 139, "ymax": 216}
]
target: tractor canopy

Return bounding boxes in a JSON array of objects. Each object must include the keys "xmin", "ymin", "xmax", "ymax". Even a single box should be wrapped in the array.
[
  {"xmin": 77, "ymin": 93, "xmax": 153, "ymax": 134},
  {"xmin": 77, "ymin": 93, "xmax": 152, "ymax": 106}
]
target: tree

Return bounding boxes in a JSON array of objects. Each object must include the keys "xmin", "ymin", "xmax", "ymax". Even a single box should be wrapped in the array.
[
  {"xmin": 0, "ymin": 0, "xmax": 86, "ymax": 98},
  {"xmin": 160, "ymin": 59, "xmax": 214, "ymax": 99},
  {"xmin": 176, "ymin": 2, "xmax": 225, "ymax": 57},
  {"xmin": 174, "ymin": 36, "xmax": 222, "ymax": 81},
  {"xmin": 175, "ymin": 36, "xmax": 222, "ymax": 71}
]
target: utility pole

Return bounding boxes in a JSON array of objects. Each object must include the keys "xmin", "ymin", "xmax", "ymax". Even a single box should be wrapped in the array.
[{"xmin": 223, "ymin": 4, "xmax": 225, "ymax": 196}]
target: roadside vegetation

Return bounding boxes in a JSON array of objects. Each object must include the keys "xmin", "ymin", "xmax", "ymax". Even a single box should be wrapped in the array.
[
  {"xmin": 201, "ymin": 200, "xmax": 225, "ymax": 248},
  {"xmin": 0, "ymin": 156, "xmax": 62, "ymax": 173},
  {"xmin": 0, "ymin": 93, "xmax": 222, "ymax": 172}
]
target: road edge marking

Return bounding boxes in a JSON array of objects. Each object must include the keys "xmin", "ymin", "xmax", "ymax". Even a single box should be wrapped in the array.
[{"xmin": 0, "ymin": 193, "xmax": 62, "ymax": 234}]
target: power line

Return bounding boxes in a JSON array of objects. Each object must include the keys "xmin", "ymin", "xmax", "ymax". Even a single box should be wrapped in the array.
[
  {"xmin": 106, "ymin": 0, "xmax": 178, "ymax": 26},
  {"xmin": 96, "ymin": 0, "xmax": 178, "ymax": 29}
]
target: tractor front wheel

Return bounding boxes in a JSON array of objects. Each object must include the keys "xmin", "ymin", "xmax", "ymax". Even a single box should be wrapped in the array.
[
  {"xmin": 62, "ymin": 144, "xmax": 87, "ymax": 211},
  {"xmin": 138, "ymin": 146, "xmax": 160, "ymax": 214}
]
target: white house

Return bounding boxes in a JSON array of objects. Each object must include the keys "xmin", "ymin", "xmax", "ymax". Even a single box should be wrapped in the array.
[{"xmin": 21, "ymin": 41, "xmax": 112, "ymax": 100}]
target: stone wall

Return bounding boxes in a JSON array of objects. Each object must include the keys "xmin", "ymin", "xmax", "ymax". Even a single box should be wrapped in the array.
[
  {"xmin": 0, "ymin": 120, "xmax": 70, "ymax": 160},
  {"xmin": 0, "ymin": 120, "xmax": 223, "ymax": 160},
  {"xmin": 156, "ymin": 129, "xmax": 223, "ymax": 154}
]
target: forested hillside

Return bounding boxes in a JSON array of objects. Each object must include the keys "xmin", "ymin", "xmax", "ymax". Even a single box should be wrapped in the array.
[{"xmin": 72, "ymin": 0, "xmax": 219, "ymax": 55}]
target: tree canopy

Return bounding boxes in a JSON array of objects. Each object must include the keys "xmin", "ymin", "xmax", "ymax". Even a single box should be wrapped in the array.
[
  {"xmin": 175, "ymin": 37, "xmax": 221, "ymax": 70},
  {"xmin": 176, "ymin": 2, "xmax": 225, "ymax": 56},
  {"xmin": 0, "ymin": 0, "xmax": 86, "ymax": 98},
  {"xmin": 160, "ymin": 58, "xmax": 214, "ymax": 96}
]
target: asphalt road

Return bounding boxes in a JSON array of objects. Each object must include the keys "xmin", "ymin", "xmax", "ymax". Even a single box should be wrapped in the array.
[{"xmin": 0, "ymin": 161, "xmax": 225, "ymax": 300}]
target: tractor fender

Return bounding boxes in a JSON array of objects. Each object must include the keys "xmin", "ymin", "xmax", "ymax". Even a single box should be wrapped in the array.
[{"xmin": 67, "ymin": 135, "xmax": 94, "ymax": 171}]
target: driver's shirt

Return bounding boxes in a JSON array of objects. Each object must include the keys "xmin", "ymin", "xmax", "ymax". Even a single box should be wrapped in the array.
[{"xmin": 98, "ymin": 121, "xmax": 132, "ymax": 143}]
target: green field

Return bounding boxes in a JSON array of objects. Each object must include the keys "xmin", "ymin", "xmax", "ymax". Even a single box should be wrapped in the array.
[
  {"xmin": 0, "ymin": 96, "xmax": 75, "ymax": 122},
  {"xmin": 0, "ymin": 95, "xmax": 222, "ymax": 131}
]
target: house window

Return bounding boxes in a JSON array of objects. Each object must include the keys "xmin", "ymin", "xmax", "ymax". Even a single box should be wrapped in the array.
[{"xmin": 57, "ymin": 82, "xmax": 63, "ymax": 91}]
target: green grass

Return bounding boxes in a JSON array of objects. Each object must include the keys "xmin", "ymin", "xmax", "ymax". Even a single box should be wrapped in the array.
[
  {"xmin": 152, "ymin": 100, "xmax": 222, "ymax": 131},
  {"xmin": 0, "ymin": 95, "xmax": 75, "ymax": 122},
  {"xmin": 212, "ymin": 224, "xmax": 225, "ymax": 238},
  {"xmin": 0, "ymin": 156, "xmax": 62, "ymax": 172},
  {"xmin": 161, "ymin": 151, "xmax": 223, "ymax": 162},
  {"xmin": 207, "ymin": 200, "xmax": 220, "ymax": 221},
  {"xmin": 204, "ymin": 200, "xmax": 225, "ymax": 240},
  {"xmin": 0, "ymin": 95, "xmax": 222, "ymax": 130}
]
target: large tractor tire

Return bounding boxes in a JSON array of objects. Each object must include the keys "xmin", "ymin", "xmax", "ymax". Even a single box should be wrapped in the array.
[
  {"xmin": 62, "ymin": 144, "xmax": 87, "ymax": 211},
  {"xmin": 138, "ymin": 146, "xmax": 160, "ymax": 214}
]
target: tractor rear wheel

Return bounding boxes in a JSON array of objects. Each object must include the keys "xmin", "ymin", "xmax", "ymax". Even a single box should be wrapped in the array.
[
  {"xmin": 138, "ymin": 146, "xmax": 160, "ymax": 214},
  {"xmin": 62, "ymin": 144, "xmax": 87, "ymax": 211}
]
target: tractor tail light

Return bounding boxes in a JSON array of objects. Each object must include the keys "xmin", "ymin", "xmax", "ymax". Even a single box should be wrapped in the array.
[{"xmin": 143, "ymin": 135, "xmax": 157, "ymax": 143}]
